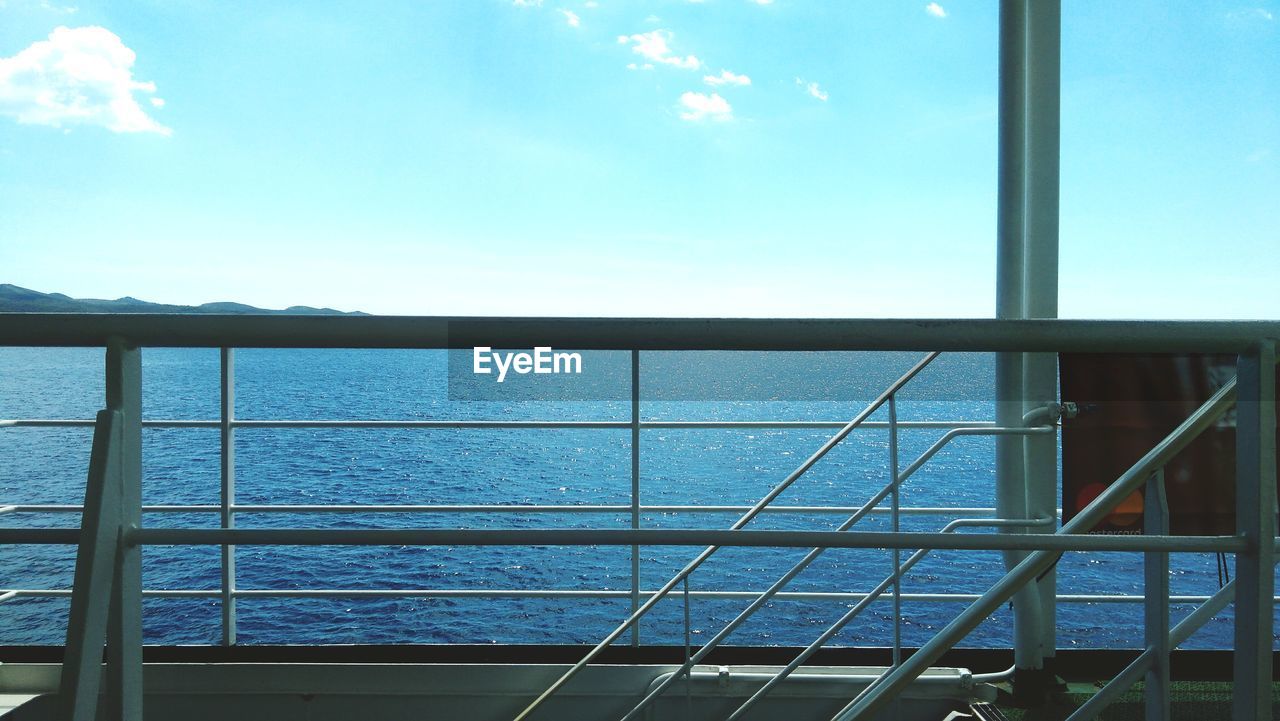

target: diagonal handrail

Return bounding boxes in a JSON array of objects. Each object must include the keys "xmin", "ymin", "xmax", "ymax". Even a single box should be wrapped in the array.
[
  {"xmin": 616, "ymin": 425, "xmax": 1054, "ymax": 721},
  {"xmin": 510, "ymin": 351, "xmax": 940, "ymax": 721},
  {"xmin": 724, "ymin": 515, "xmax": 1054, "ymax": 721},
  {"xmin": 827, "ymin": 375, "xmax": 1239, "ymax": 721}
]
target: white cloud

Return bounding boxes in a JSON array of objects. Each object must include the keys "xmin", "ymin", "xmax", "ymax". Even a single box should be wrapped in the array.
[
  {"xmin": 796, "ymin": 77, "xmax": 828, "ymax": 101},
  {"xmin": 749, "ymin": 0, "xmax": 775, "ymax": 5},
  {"xmin": 678, "ymin": 91, "xmax": 732, "ymax": 121},
  {"xmin": 584, "ymin": 0, "xmax": 599, "ymax": 6},
  {"xmin": 149, "ymin": 96, "xmax": 164, "ymax": 107},
  {"xmin": 40, "ymin": 1, "xmax": 79, "ymax": 14},
  {"xmin": 626, "ymin": 62, "xmax": 654, "ymax": 71},
  {"xmin": 512, "ymin": 0, "xmax": 543, "ymax": 6},
  {"xmin": 925, "ymin": 2, "xmax": 947, "ymax": 18},
  {"xmin": 704, "ymin": 69, "xmax": 750, "ymax": 87},
  {"xmin": 0, "ymin": 26, "xmax": 170, "ymax": 135},
  {"xmin": 560, "ymin": 8, "xmax": 581, "ymax": 26},
  {"xmin": 617, "ymin": 30, "xmax": 700, "ymax": 69}
]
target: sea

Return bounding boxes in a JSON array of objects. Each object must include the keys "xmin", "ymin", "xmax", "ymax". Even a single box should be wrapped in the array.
[{"xmin": 0, "ymin": 347, "xmax": 1250, "ymax": 649}]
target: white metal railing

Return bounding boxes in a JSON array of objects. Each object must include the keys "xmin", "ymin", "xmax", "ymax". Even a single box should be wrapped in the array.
[{"xmin": 0, "ymin": 315, "xmax": 1275, "ymax": 721}]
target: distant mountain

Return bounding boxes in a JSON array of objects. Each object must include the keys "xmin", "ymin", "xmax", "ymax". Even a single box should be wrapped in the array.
[{"xmin": 0, "ymin": 284, "xmax": 366, "ymax": 315}]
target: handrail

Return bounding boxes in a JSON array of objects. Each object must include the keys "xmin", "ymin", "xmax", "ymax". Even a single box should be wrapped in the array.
[
  {"xmin": 0, "ymin": 503, "xmax": 1009, "ymax": 516},
  {"xmin": 614, "ymin": 425, "xmax": 1051, "ymax": 721},
  {"xmin": 828, "ymin": 375, "xmax": 1240, "ymax": 721},
  {"xmin": 3, "ymin": 314, "xmax": 1280, "ymax": 351},
  {"xmin": 622, "ymin": 513, "xmax": 1054, "ymax": 721},
  {"xmin": 3, "ymin": 587, "xmax": 1262, "ymax": 604},
  {"xmin": 0, "ymin": 526, "xmax": 1244, "ymax": 552},
  {"xmin": 507, "ymin": 351, "xmax": 940, "ymax": 721},
  {"xmin": 724, "ymin": 516, "xmax": 1055, "ymax": 721},
  {"xmin": 1, "ymin": 418, "xmax": 995, "ymax": 429}
]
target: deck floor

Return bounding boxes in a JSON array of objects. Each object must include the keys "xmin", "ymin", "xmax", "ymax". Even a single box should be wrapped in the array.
[{"xmin": 992, "ymin": 681, "xmax": 1280, "ymax": 720}]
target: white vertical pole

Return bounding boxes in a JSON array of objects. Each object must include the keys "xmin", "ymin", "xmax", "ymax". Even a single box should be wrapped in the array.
[
  {"xmin": 630, "ymin": 349, "xmax": 641, "ymax": 647},
  {"xmin": 105, "ymin": 339, "xmax": 143, "ymax": 721},
  {"xmin": 995, "ymin": 0, "xmax": 1042, "ymax": 678},
  {"xmin": 1144, "ymin": 469, "xmax": 1170, "ymax": 721},
  {"xmin": 1024, "ymin": 0, "xmax": 1061, "ymax": 670},
  {"xmin": 1232, "ymin": 341, "xmax": 1275, "ymax": 721},
  {"xmin": 220, "ymin": 348, "xmax": 237, "ymax": 646},
  {"xmin": 888, "ymin": 395, "xmax": 902, "ymax": 670}
]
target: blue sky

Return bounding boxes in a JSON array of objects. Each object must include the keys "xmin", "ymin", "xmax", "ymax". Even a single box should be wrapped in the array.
[{"xmin": 0, "ymin": 1, "xmax": 1275, "ymax": 318}]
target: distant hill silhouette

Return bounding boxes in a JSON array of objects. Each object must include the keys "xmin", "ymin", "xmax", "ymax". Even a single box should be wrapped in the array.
[{"xmin": 0, "ymin": 284, "xmax": 365, "ymax": 315}]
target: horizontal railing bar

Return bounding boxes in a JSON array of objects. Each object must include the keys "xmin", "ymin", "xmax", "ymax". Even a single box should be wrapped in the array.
[
  {"xmin": 4, "ymin": 315, "xmax": 1280, "ymax": 352},
  {"xmin": 0, "ymin": 504, "xmax": 1008, "ymax": 516},
  {"xmin": 0, "ymin": 419, "xmax": 996, "ymax": 430},
  {"xmin": 0, "ymin": 527, "xmax": 1242, "ymax": 553},
  {"xmin": 0, "ymin": 588, "xmax": 1263, "ymax": 604}
]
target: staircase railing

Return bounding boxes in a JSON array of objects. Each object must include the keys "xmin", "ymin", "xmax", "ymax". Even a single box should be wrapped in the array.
[
  {"xmin": 510, "ymin": 351, "xmax": 941, "ymax": 721},
  {"xmin": 825, "ymin": 354, "xmax": 1270, "ymax": 721}
]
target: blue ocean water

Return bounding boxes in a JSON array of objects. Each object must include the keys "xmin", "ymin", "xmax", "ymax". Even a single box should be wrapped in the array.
[{"xmin": 0, "ymin": 347, "xmax": 1248, "ymax": 649}]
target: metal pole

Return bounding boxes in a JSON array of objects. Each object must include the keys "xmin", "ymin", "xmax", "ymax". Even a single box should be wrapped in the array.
[
  {"xmin": 995, "ymin": 0, "xmax": 1042, "ymax": 679},
  {"xmin": 888, "ymin": 395, "xmax": 901, "ymax": 670},
  {"xmin": 1232, "ymin": 341, "xmax": 1276, "ymax": 721},
  {"xmin": 104, "ymin": 338, "xmax": 143, "ymax": 721},
  {"xmin": 1024, "ymin": 0, "xmax": 1062, "ymax": 671},
  {"xmin": 220, "ymin": 348, "xmax": 237, "ymax": 646},
  {"xmin": 1144, "ymin": 469, "xmax": 1170, "ymax": 721},
  {"xmin": 631, "ymin": 349, "xmax": 641, "ymax": 647},
  {"xmin": 58, "ymin": 409, "xmax": 123, "ymax": 721}
]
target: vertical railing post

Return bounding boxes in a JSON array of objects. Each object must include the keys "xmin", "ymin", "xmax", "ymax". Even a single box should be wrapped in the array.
[
  {"xmin": 1024, "ymin": 0, "xmax": 1062, "ymax": 670},
  {"xmin": 1233, "ymin": 340, "xmax": 1276, "ymax": 721},
  {"xmin": 1143, "ymin": 469, "xmax": 1170, "ymax": 721},
  {"xmin": 888, "ymin": 394, "xmax": 902, "ymax": 669},
  {"xmin": 220, "ymin": 348, "xmax": 237, "ymax": 646},
  {"xmin": 888, "ymin": 394, "xmax": 903, "ymax": 721},
  {"xmin": 995, "ymin": 0, "xmax": 1044, "ymax": 689},
  {"xmin": 104, "ymin": 338, "xmax": 143, "ymax": 721},
  {"xmin": 630, "ymin": 349, "xmax": 641, "ymax": 647}
]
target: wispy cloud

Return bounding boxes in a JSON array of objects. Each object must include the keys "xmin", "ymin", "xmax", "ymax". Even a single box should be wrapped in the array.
[
  {"xmin": 584, "ymin": 0, "xmax": 598, "ymax": 6},
  {"xmin": 704, "ymin": 69, "xmax": 750, "ymax": 87},
  {"xmin": 1245, "ymin": 7, "xmax": 1273, "ymax": 20},
  {"xmin": 678, "ymin": 91, "xmax": 732, "ymax": 121},
  {"xmin": 925, "ymin": 2, "xmax": 947, "ymax": 18},
  {"xmin": 749, "ymin": 0, "xmax": 775, "ymax": 5},
  {"xmin": 559, "ymin": 8, "xmax": 581, "ymax": 26},
  {"xmin": 40, "ymin": 1, "xmax": 79, "ymax": 14},
  {"xmin": 0, "ymin": 26, "xmax": 170, "ymax": 135},
  {"xmin": 512, "ymin": 0, "xmax": 543, "ymax": 6},
  {"xmin": 617, "ymin": 30, "xmax": 700, "ymax": 70},
  {"xmin": 626, "ymin": 62, "xmax": 654, "ymax": 71},
  {"xmin": 796, "ymin": 77, "xmax": 828, "ymax": 101}
]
